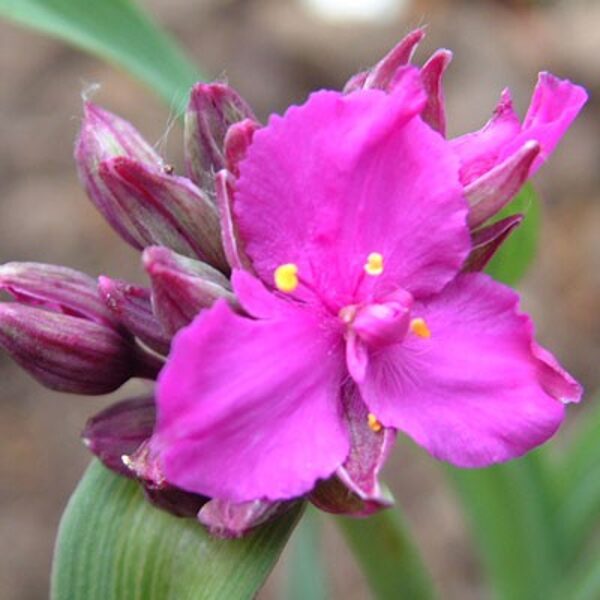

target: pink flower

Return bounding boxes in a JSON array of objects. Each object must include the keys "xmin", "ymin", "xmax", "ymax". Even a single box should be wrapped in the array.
[
  {"xmin": 148, "ymin": 65, "xmax": 584, "ymax": 505},
  {"xmin": 0, "ymin": 29, "xmax": 587, "ymax": 532}
]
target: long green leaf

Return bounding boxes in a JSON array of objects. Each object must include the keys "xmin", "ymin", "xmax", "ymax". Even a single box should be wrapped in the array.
[
  {"xmin": 485, "ymin": 182, "xmax": 540, "ymax": 285},
  {"xmin": 51, "ymin": 461, "xmax": 303, "ymax": 600},
  {"xmin": 336, "ymin": 509, "xmax": 434, "ymax": 600},
  {"xmin": 447, "ymin": 452, "xmax": 562, "ymax": 600},
  {"xmin": 555, "ymin": 396, "xmax": 600, "ymax": 558},
  {"xmin": 286, "ymin": 508, "xmax": 328, "ymax": 600},
  {"xmin": 0, "ymin": 0, "xmax": 201, "ymax": 108}
]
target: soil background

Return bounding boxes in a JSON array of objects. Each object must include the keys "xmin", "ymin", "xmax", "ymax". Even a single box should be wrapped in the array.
[{"xmin": 0, "ymin": 0, "xmax": 598, "ymax": 598}]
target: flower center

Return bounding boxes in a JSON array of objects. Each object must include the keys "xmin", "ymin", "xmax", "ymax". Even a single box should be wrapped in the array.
[{"xmin": 272, "ymin": 255, "xmax": 431, "ymax": 345}]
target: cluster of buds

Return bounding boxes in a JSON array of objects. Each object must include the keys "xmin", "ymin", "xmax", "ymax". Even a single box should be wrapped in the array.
[{"xmin": 0, "ymin": 29, "xmax": 585, "ymax": 537}]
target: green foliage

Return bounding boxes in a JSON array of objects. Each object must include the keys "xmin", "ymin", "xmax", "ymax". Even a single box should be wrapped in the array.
[
  {"xmin": 485, "ymin": 182, "xmax": 540, "ymax": 285},
  {"xmin": 337, "ymin": 509, "xmax": 434, "ymax": 600},
  {"xmin": 51, "ymin": 461, "xmax": 303, "ymax": 600},
  {"xmin": 0, "ymin": 0, "xmax": 201, "ymax": 109}
]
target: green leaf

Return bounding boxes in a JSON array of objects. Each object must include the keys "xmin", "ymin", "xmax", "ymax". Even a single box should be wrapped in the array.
[
  {"xmin": 0, "ymin": 0, "xmax": 202, "ymax": 109},
  {"xmin": 286, "ymin": 508, "xmax": 328, "ymax": 600},
  {"xmin": 556, "ymin": 396, "xmax": 600, "ymax": 558},
  {"xmin": 336, "ymin": 509, "xmax": 434, "ymax": 600},
  {"xmin": 51, "ymin": 461, "xmax": 303, "ymax": 600},
  {"xmin": 447, "ymin": 451, "xmax": 563, "ymax": 600},
  {"xmin": 485, "ymin": 183, "xmax": 541, "ymax": 285}
]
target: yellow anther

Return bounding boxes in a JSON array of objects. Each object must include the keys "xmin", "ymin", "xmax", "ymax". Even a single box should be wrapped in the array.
[
  {"xmin": 274, "ymin": 263, "xmax": 299, "ymax": 293},
  {"xmin": 368, "ymin": 413, "xmax": 383, "ymax": 433},
  {"xmin": 364, "ymin": 252, "xmax": 384, "ymax": 276},
  {"xmin": 410, "ymin": 317, "xmax": 431, "ymax": 339}
]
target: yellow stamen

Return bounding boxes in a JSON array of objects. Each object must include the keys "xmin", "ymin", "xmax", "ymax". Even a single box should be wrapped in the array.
[
  {"xmin": 410, "ymin": 317, "xmax": 431, "ymax": 338},
  {"xmin": 364, "ymin": 252, "xmax": 384, "ymax": 276},
  {"xmin": 274, "ymin": 263, "xmax": 299, "ymax": 292},
  {"xmin": 368, "ymin": 413, "xmax": 383, "ymax": 433}
]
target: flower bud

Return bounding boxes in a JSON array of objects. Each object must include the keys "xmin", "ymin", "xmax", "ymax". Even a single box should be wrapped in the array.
[
  {"xmin": 98, "ymin": 157, "xmax": 227, "ymax": 270},
  {"xmin": 143, "ymin": 246, "xmax": 237, "ymax": 335},
  {"xmin": 98, "ymin": 276, "xmax": 171, "ymax": 355},
  {"xmin": 197, "ymin": 498, "xmax": 296, "ymax": 539},
  {"xmin": 184, "ymin": 83, "xmax": 256, "ymax": 195},
  {"xmin": 0, "ymin": 303, "xmax": 141, "ymax": 394},
  {"xmin": 0, "ymin": 262, "xmax": 116, "ymax": 327},
  {"xmin": 76, "ymin": 102, "xmax": 163, "ymax": 248}
]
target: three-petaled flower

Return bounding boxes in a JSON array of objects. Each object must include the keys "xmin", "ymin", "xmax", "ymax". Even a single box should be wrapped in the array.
[{"xmin": 0, "ymin": 29, "xmax": 587, "ymax": 535}]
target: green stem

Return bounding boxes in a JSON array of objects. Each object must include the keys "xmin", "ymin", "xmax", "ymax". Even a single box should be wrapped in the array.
[{"xmin": 337, "ymin": 509, "xmax": 435, "ymax": 600}]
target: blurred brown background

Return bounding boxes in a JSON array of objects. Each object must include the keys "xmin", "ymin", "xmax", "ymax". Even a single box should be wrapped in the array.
[{"xmin": 0, "ymin": 0, "xmax": 598, "ymax": 598}]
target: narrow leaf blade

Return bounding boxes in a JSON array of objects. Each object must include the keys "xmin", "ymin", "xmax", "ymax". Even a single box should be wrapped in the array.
[
  {"xmin": 51, "ymin": 461, "xmax": 303, "ymax": 600},
  {"xmin": 0, "ymin": 0, "xmax": 201, "ymax": 108}
]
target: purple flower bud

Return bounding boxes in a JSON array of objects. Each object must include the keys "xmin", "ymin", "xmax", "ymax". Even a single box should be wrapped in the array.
[
  {"xmin": 98, "ymin": 157, "xmax": 227, "ymax": 269},
  {"xmin": 76, "ymin": 103, "xmax": 163, "ymax": 245},
  {"xmin": 0, "ymin": 262, "xmax": 116, "ymax": 327},
  {"xmin": 98, "ymin": 276, "xmax": 171, "ymax": 355},
  {"xmin": 466, "ymin": 141, "xmax": 541, "ymax": 228},
  {"xmin": 143, "ymin": 246, "xmax": 237, "ymax": 335},
  {"xmin": 184, "ymin": 83, "xmax": 257, "ymax": 195},
  {"xmin": 197, "ymin": 498, "xmax": 297, "ymax": 539},
  {"xmin": 463, "ymin": 214, "xmax": 524, "ymax": 273},
  {"xmin": 0, "ymin": 303, "xmax": 148, "ymax": 394}
]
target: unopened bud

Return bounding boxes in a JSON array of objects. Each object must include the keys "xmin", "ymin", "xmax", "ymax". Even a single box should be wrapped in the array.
[
  {"xmin": 184, "ymin": 83, "xmax": 256, "ymax": 195},
  {"xmin": 0, "ymin": 262, "xmax": 116, "ymax": 327},
  {"xmin": 0, "ymin": 303, "xmax": 140, "ymax": 394},
  {"xmin": 98, "ymin": 276, "xmax": 171, "ymax": 355},
  {"xmin": 143, "ymin": 246, "xmax": 237, "ymax": 335}
]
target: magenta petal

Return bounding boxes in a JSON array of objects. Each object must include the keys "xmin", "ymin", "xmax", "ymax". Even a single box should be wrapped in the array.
[
  {"xmin": 502, "ymin": 73, "xmax": 588, "ymax": 176},
  {"xmin": 152, "ymin": 300, "xmax": 348, "ymax": 501},
  {"xmin": 235, "ymin": 75, "xmax": 469, "ymax": 303},
  {"xmin": 451, "ymin": 90, "xmax": 521, "ymax": 186},
  {"xmin": 360, "ymin": 273, "xmax": 578, "ymax": 467}
]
